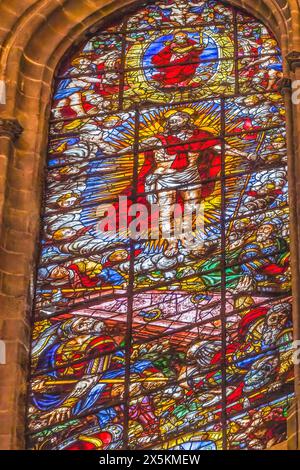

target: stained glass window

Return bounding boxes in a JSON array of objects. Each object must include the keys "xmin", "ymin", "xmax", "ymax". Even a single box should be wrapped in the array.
[{"xmin": 27, "ymin": 0, "xmax": 293, "ymax": 450}]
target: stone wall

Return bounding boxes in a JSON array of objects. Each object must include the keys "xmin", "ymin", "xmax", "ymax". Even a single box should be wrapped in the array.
[{"xmin": 0, "ymin": 0, "xmax": 300, "ymax": 450}]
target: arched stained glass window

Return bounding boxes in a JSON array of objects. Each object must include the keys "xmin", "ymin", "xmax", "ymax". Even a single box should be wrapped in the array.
[{"xmin": 27, "ymin": 0, "xmax": 294, "ymax": 450}]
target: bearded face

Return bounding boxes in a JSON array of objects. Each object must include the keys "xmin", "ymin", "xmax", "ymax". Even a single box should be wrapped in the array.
[
  {"xmin": 267, "ymin": 311, "xmax": 287, "ymax": 328},
  {"xmin": 174, "ymin": 33, "xmax": 189, "ymax": 45},
  {"xmin": 261, "ymin": 311, "xmax": 288, "ymax": 345},
  {"xmin": 72, "ymin": 317, "xmax": 105, "ymax": 335},
  {"xmin": 256, "ymin": 224, "xmax": 274, "ymax": 242},
  {"xmin": 74, "ymin": 59, "xmax": 90, "ymax": 73},
  {"xmin": 244, "ymin": 355, "xmax": 279, "ymax": 392},
  {"xmin": 167, "ymin": 113, "xmax": 191, "ymax": 132}
]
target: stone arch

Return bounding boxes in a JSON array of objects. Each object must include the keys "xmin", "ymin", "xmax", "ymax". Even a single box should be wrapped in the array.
[{"xmin": 0, "ymin": 0, "xmax": 300, "ymax": 449}]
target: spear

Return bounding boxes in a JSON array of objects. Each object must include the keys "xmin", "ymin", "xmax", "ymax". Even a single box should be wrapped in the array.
[
  {"xmin": 226, "ymin": 130, "xmax": 266, "ymax": 238},
  {"xmin": 44, "ymin": 377, "xmax": 169, "ymax": 386}
]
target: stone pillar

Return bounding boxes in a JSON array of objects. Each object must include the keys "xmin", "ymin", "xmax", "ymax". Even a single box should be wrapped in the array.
[
  {"xmin": 0, "ymin": 119, "xmax": 23, "ymax": 235},
  {"xmin": 284, "ymin": 51, "xmax": 300, "ymax": 450},
  {"xmin": 0, "ymin": 118, "xmax": 29, "ymax": 450}
]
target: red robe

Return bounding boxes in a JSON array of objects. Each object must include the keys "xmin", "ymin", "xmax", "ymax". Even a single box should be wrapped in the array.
[
  {"xmin": 107, "ymin": 129, "xmax": 221, "ymax": 234},
  {"xmin": 152, "ymin": 39, "xmax": 203, "ymax": 87},
  {"xmin": 65, "ymin": 431, "xmax": 112, "ymax": 450},
  {"xmin": 140, "ymin": 129, "xmax": 221, "ymax": 199}
]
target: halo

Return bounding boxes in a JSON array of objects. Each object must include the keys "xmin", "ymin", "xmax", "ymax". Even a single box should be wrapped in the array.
[
  {"xmin": 124, "ymin": 28, "xmax": 235, "ymax": 108},
  {"xmin": 163, "ymin": 108, "xmax": 196, "ymax": 119}
]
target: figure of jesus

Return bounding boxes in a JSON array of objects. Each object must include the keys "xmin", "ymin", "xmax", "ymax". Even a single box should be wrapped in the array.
[
  {"xmin": 151, "ymin": 32, "xmax": 204, "ymax": 88},
  {"xmin": 119, "ymin": 111, "xmax": 253, "ymax": 257}
]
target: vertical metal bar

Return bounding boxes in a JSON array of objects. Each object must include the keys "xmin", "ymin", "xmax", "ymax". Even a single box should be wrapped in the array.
[
  {"xmin": 220, "ymin": 96, "xmax": 228, "ymax": 450},
  {"xmin": 122, "ymin": 106, "xmax": 140, "ymax": 449},
  {"xmin": 118, "ymin": 16, "xmax": 128, "ymax": 110},
  {"xmin": 233, "ymin": 9, "xmax": 240, "ymax": 96},
  {"xmin": 222, "ymin": 12, "xmax": 239, "ymax": 448},
  {"xmin": 119, "ymin": 13, "xmax": 132, "ymax": 448}
]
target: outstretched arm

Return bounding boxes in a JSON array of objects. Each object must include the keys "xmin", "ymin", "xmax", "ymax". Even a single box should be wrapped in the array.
[
  {"xmin": 118, "ymin": 137, "xmax": 161, "ymax": 155},
  {"xmin": 214, "ymin": 143, "xmax": 257, "ymax": 161},
  {"xmin": 32, "ymin": 374, "xmax": 99, "ymax": 425}
]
